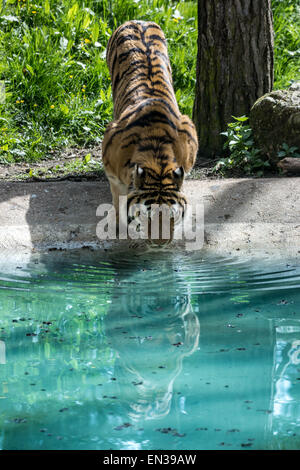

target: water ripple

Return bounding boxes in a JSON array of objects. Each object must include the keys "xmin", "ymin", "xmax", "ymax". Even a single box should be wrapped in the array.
[{"xmin": 0, "ymin": 250, "xmax": 299, "ymax": 296}]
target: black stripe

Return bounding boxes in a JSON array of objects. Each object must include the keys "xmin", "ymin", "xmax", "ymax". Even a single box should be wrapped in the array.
[
  {"xmin": 146, "ymin": 34, "xmax": 166, "ymax": 45},
  {"xmin": 111, "ymin": 73, "xmax": 119, "ymax": 95},
  {"xmin": 116, "ymin": 34, "xmax": 140, "ymax": 47},
  {"xmin": 151, "ymin": 62, "xmax": 171, "ymax": 74},
  {"xmin": 124, "ymin": 159, "xmax": 135, "ymax": 168},
  {"xmin": 138, "ymin": 143, "xmax": 157, "ymax": 152},
  {"xmin": 103, "ymin": 116, "xmax": 174, "ymax": 155},
  {"xmin": 137, "ymin": 185, "xmax": 159, "ymax": 192},
  {"xmin": 157, "ymin": 154, "xmax": 170, "ymax": 161},
  {"xmin": 159, "ymin": 191, "xmax": 180, "ymax": 198},
  {"xmin": 107, "ymin": 23, "xmax": 141, "ymax": 61},
  {"xmin": 119, "ymin": 82, "xmax": 153, "ymax": 106},
  {"xmin": 115, "ymin": 74, "xmax": 150, "ymax": 104},
  {"xmin": 143, "ymin": 199, "xmax": 157, "ymax": 206},
  {"xmin": 119, "ymin": 83, "xmax": 155, "ymax": 109},
  {"xmin": 116, "ymin": 60, "xmax": 147, "ymax": 89},
  {"xmin": 119, "ymin": 47, "xmax": 145, "ymax": 65},
  {"xmin": 120, "ymin": 132, "xmax": 140, "ymax": 149},
  {"xmin": 143, "ymin": 23, "xmax": 162, "ymax": 32},
  {"xmin": 122, "ymin": 132, "xmax": 141, "ymax": 142},
  {"xmin": 138, "ymin": 142, "xmax": 169, "ymax": 152},
  {"xmin": 118, "ymin": 80, "xmax": 174, "ymax": 108},
  {"xmin": 110, "ymin": 51, "xmax": 118, "ymax": 81},
  {"xmin": 119, "ymin": 85, "xmax": 173, "ymax": 111},
  {"xmin": 140, "ymin": 168, "xmax": 161, "ymax": 181},
  {"xmin": 150, "ymin": 79, "xmax": 173, "ymax": 94},
  {"xmin": 142, "ymin": 131, "xmax": 174, "ymax": 143},
  {"xmin": 128, "ymin": 72, "xmax": 148, "ymax": 81},
  {"xmin": 140, "ymin": 186, "xmax": 180, "ymax": 197},
  {"xmin": 148, "ymin": 68, "xmax": 172, "ymax": 85},
  {"xmin": 119, "ymin": 98, "xmax": 179, "ymax": 124},
  {"xmin": 159, "ymin": 183, "xmax": 178, "ymax": 189},
  {"xmin": 152, "ymin": 50, "xmax": 170, "ymax": 68},
  {"xmin": 167, "ymin": 199, "xmax": 177, "ymax": 205},
  {"xmin": 143, "ymin": 196, "xmax": 179, "ymax": 206},
  {"xmin": 103, "ymin": 128, "xmax": 125, "ymax": 156},
  {"xmin": 118, "ymin": 101, "xmax": 165, "ymax": 123},
  {"xmin": 149, "ymin": 87, "xmax": 174, "ymax": 102},
  {"xmin": 178, "ymin": 128, "xmax": 197, "ymax": 143},
  {"xmin": 127, "ymin": 194, "xmax": 142, "ymax": 206},
  {"xmin": 181, "ymin": 120, "xmax": 195, "ymax": 128},
  {"xmin": 125, "ymin": 111, "xmax": 177, "ymax": 132},
  {"xmin": 141, "ymin": 184, "xmax": 178, "ymax": 192},
  {"xmin": 138, "ymin": 136, "xmax": 173, "ymax": 149},
  {"xmin": 140, "ymin": 23, "xmax": 152, "ymax": 81},
  {"xmin": 121, "ymin": 139, "xmax": 138, "ymax": 149}
]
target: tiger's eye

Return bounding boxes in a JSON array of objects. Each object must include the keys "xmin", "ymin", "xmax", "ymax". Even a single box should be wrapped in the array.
[
  {"xmin": 137, "ymin": 166, "xmax": 144, "ymax": 176},
  {"xmin": 173, "ymin": 167, "xmax": 184, "ymax": 178}
]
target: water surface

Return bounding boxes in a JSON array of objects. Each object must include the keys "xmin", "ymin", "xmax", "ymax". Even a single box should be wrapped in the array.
[{"xmin": 0, "ymin": 249, "xmax": 299, "ymax": 450}]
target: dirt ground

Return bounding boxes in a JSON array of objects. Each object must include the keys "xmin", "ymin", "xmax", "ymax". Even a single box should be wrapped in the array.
[
  {"xmin": 0, "ymin": 145, "xmax": 223, "ymax": 182},
  {"xmin": 0, "ymin": 146, "xmax": 104, "ymax": 181}
]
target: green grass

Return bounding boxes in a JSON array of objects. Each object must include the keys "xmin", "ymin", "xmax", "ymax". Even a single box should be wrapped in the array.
[
  {"xmin": 273, "ymin": 0, "xmax": 300, "ymax": 89},
  {"xmin": 0, "ymin": 0, "xmax": 299, "ymax": 164}
]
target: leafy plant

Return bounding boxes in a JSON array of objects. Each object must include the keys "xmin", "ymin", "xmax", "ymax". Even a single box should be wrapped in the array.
[
  {"xmin": 214, "ymin": 116, "xmax": 270, "ymax": 176},
  {"xmin": 277, "ymin": 142, "xmax": 300, "ymax": 158}
]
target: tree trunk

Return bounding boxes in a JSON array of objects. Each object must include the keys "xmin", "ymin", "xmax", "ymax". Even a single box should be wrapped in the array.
[{"xmin": 193, "ymin": 0, "xmax": 274, "ymax": 160}]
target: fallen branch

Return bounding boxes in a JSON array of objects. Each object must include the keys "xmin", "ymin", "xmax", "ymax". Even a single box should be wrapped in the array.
[{"xmin": 277, "ymin": 157, "xmax": 300, "ymax": 174}]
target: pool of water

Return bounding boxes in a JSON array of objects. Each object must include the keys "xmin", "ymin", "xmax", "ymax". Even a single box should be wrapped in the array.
[{"xmin": 0, "ymin": 249, "xmax": 299, "ymax": 450}]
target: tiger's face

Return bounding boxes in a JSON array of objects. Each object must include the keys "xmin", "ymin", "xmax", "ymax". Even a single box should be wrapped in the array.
[{"xmin": 127, "ymin": 162, "xmax": 187, "ymax": 245}]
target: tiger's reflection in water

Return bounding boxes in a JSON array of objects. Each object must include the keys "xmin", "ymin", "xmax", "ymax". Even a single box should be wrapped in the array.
[{"xmin": 104, "ymin": 259, "xmax": 200, "ymax": 422}]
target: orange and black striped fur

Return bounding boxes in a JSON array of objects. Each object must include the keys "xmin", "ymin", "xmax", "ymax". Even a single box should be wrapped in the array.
[{"xmin": 102, "ymin": 20, "xmax": 198, "ymax": 237}]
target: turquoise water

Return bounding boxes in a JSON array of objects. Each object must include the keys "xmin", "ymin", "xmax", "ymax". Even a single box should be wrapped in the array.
[{"xmin": 0, "ymin": 249, "xmax": 300, "ymax": 450}]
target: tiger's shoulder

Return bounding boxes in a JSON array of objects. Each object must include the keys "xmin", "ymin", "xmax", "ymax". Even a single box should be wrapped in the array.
[{"xmin": 102, "ymin": 99, "xmax": 197, "ymax": 180}]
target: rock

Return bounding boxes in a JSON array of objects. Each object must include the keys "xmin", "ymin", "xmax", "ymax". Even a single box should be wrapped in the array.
[
  {"xmin": 250, "ymin": 82, "xmax": 300, "ymax": 162},
  {"xmin": 277, "ymin": 157, "xmax": 300, "ymax": 174}
]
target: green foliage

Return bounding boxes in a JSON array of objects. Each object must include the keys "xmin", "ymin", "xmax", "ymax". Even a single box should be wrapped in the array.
[
  {"xmin": 272, "ymin": 0, "xmax": 300, "ymax": 89},
  {"xmin": 214, "ymin": 117, "xmax": 270, "ymax": 177},
  {"xmin": 277, "ymin": 142, "xmax": 300, "ymax": 159}
]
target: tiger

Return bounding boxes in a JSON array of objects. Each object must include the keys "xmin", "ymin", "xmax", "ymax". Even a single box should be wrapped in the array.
[{"xmin": 102, "ymin": 20, "xmax": 198, "ymax": 244}]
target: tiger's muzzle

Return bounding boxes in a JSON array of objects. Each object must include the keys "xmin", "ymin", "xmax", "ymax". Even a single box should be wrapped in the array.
[{"xmin": 127, "ymin": 192, "xmax": 186, "ymax": 246}]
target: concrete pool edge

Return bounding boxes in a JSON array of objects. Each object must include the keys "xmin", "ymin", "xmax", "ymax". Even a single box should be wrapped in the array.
[{"xmin": 0, "ymin": 177, "xmax": 299, "ymax": 260}]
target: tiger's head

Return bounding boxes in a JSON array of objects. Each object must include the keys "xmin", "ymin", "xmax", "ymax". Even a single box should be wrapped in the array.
[{"xmin": 127, "ymin": 158, "xmax": 187, "ymax": 246}]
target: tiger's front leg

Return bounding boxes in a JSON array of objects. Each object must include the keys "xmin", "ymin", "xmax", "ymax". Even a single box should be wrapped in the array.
[{"xmin": 107, "ymin": 175, "xmax": 129, "ymax": 229}]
